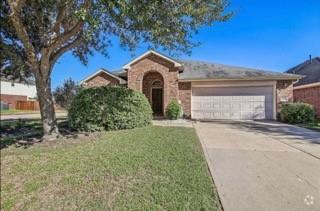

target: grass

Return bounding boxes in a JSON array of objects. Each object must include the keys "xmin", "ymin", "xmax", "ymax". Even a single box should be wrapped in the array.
[
  {"xmin": 0, "ymin": 109, "xmax": 39, "ymax": 115},
  {"xmin": 1, "ymin": 119, "xmax": 69, "ymax": 149},
  {"xmin": 1, "ymin": 126, "xmax": 219, "ymax": 210},
  {"xmin": 299, "ymin": 121, "xmax": 320, "ymax": 132}
]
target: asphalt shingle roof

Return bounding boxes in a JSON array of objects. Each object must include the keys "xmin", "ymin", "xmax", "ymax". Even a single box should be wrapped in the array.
[
  {"xmin": 286, "ymin": 57, "xmax": 320, "ymax": 86},
  {"xmin": 178, "ymin": 60, "xmax": 301, "ymax": 80}
]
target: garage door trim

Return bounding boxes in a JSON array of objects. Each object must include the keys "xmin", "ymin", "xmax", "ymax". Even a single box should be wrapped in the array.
[{"xmin": 191, "ymin": 81, "xmax": 277, "ymax": 120}]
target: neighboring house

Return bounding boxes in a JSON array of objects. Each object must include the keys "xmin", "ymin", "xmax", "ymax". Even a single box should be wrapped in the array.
[
  {"xmin": 0, "ymin": 78, "xmax": 37, "ymax": 109},
  {"xmin": 286, "ymin": 56, "xmax": 320, "ymax": 118},
  {"xmin": 80, "ymin": 50, "xmax": 301, "ymax": 120}
]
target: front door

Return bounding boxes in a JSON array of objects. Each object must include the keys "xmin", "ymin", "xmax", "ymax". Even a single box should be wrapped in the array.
[{"xmin": 152, "ymin": 88, "xmax": 163, "ymax": 115}]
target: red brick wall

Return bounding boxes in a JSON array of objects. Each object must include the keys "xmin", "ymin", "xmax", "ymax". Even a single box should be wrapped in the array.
[
  {"xmin": 0, "ymin": 94, "xmax": 27, "ymax": 109},
  {"xmin": 178, "ymin": 82, "xmax": 191, "ymax": 117},
  {"xmin": 83, "ymin": 72, "xmax": 120, "ymax": 88},
  {"xmin": 293, "ymin": 85, "xmax": 320, "ymax": 118},
  {"xmin": 127, "ymin": 54, "xmax": 180, "ymax": 115},
  {"xmin": 276, "ymin": 80, "xmax": 294, "ymax": 111}
]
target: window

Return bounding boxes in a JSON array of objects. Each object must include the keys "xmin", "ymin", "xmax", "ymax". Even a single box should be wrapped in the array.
[{"xmin": 151, "ymin": 80, "xmax": 162, "ymax": 88}]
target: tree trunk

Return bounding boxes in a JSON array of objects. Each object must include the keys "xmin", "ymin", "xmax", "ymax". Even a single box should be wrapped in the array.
[{"xmin": 35, "ymin": 73, "xmax": 60, "ymax": 141}]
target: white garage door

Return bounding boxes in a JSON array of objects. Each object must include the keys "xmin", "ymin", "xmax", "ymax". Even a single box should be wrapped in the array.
[{"xmin": 192, "ymin": 86, "xmax": 274, "ymax": 120}]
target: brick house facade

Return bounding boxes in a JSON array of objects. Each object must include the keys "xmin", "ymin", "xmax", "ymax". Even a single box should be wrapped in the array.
[
  {"xmin": 84, "ymin": 72, "xmax": 121, "ymax": 88},
  {"xmin": 293, "ymin": 83, "xmax": 320, "ymax": 118},
  {"xmin": 80, "ymin": 69, "xmax": 127, "ymax": 88},
  {"xmin": 276, "ymin": 80, "xmax": 294, "ymax": 110},
  {"xmin": 1, "ymin": 79, "xmax": 38, "ymax": 110},
  {"xmin": 286, "ymin": 57, "xmax": 320, "ymax": 119},
  {"xmin": 0, "ymin": 94, "xmax": 27, "ymax": 109},
  {"xmin": 127, "ymin": 54, "xmax": 180, "ymax": 115},
  {"xmin": 81, "ymin": 50, "xmax": 301, "ymax": 120}
]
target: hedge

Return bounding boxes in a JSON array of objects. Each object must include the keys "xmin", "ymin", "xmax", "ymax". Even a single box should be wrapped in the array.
[
  {"xmin": 279, "ymin": 102, "xmax": 315, "ymax": 124},
  {"xmin": 68, "ymin": 86, "xmax": 152, "ymax": 131}
]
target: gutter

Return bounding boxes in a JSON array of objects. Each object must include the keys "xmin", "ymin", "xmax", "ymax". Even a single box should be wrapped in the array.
[
  {"xmin": 293, "ymin": 82, "xmax": 320, "ymax": 90},
  {"xmin": 178, "ymin": 76, "xmax": 303, "ymax": 82}
]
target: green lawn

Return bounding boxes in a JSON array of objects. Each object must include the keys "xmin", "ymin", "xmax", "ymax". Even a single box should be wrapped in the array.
[
  {"xmin": 300, "ymin": 121, "xmax": 320, "ymax": 132},
  {"xmin": 1, "ymin": 126, "xmax": 219, "ymax": 210}
]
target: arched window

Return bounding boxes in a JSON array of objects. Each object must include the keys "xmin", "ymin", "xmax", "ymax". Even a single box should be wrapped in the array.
[{"xmin": 151, "ymin": 80, "xmax": 162, "ymax": 88}]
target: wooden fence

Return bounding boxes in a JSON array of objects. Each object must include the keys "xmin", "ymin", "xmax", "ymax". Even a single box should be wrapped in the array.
[{"xmin": 15, "ymin": 101, "xmax": 40, "ymax": 110}]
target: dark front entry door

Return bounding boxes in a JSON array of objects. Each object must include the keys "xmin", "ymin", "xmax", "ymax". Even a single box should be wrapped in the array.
[{"xmin": 152, "ymin": 88, "xmax": 163, "ymax": 115}]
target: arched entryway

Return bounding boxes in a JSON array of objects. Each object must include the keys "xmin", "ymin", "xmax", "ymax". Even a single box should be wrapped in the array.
[{"xmin": 142, "ymin": 71, "xmax": 164, "ymax": 116}]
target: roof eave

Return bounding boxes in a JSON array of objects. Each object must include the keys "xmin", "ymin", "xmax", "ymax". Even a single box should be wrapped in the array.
[
  {"xmin": 122, "ymin": 50, "xmax": 182, "ymax": 70},
  {"xmin": 178, "ymin": 77, "xmax": 302, "ymax": 82},
  {"xmin": 293, "ymin": 82, "xmax": 320, "ymax": 90}
]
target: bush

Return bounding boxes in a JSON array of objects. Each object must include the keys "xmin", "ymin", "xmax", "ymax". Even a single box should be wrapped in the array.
[
  {"xmin": 166, "ymin": 100, "xmax": 182, "ymax": 120},
  {"xmin": 68, "ymin": 86, "xmax": 152, "ymax": 131},
  {"xmin": 279, "ymin": 102, "xmax": 315, "ymax": 124}
]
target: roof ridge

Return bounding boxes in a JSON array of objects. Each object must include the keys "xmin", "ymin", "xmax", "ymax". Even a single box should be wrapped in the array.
[
  {"xmin": 287, "ymin": 56, "xmax": 320, "ymax": 73},
  {"xmin": 181, "ymin": 59, "xmax": 290, "ymax": 74}
]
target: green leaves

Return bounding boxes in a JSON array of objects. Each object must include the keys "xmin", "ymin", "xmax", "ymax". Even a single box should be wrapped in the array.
[
  {"xmin": 68, "ymin": 86, "xmax": 153, "ymax": 131},
  {"xmin": 166, "ymin": 100, "xmax": 182, "ymax": 120},
  {"xmin": 75, "ymin": 8, "xmax": 88, "ymax": 21},
  {"xmin": 279, "ymin": 103, "xmax": 316, "ymax": 124},
  {"xmin": 2, "ymin": 0, "xmax": 231, "ymax": 78}
]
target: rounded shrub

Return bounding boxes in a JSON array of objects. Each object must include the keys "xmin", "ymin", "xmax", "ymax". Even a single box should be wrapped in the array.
[
  {"xmin": 279, "ymin": 102, "xmax": 315, "ymax": 124},
  {"xmin": 166, "ymin": 100, "xmax": 182, "ymax": 120},
  {"xmin": 68, "ymin": 86, "xmax": 152, "ymax": 131}
]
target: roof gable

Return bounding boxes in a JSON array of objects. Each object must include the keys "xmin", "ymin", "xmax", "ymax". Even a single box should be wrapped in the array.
[
  {"xmin": 286, "ymin": 57, "xmax": 320, "ymax": 86},
  {"xmin": 122, "ymin": 50, "xmax": 182, "ymax": 69},
  {"xmin": 80, "ymin": 68, "xmax": 127, "ymax": 85}
]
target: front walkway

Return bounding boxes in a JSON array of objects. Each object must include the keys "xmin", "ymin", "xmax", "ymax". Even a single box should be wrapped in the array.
[
  {"xmin": 195, "ymin": 120, "xmax": 320, "ymax": 211},
  {"xmin": 152, "ymin": 119, "xmax": 194, "ymax": 127}
]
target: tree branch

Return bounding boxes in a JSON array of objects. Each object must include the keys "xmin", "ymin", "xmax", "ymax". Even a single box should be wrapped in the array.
[
  {"xmin": 50, "ymin": 21, "xmax": 84, "ymax": 50},
  {"xmin": 52, "ymin": 1, "xmax": 72, "ymax": 36},
  {"xmin": 48, "ymin": 0, "xmax": 91, "ymax": 54},
  {"xmin": 7, "ymin": 0, "xmax": 38, "ymax": 71},
  {"xmin": 49, "ymin": 35, "xmax": 83, "ymax": 72}
]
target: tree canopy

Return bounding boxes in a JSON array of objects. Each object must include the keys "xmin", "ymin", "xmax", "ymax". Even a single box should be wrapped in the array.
[
  {"xmin": 1, "ymin": 0, "xmax": 231, "ymax": 139},
  {"xmin": 1, "ymin": 0, "xmax": 231, "ymax": 79}
]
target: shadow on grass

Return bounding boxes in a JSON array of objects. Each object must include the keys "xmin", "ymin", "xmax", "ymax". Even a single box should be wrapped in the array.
[{"xmin": 0, "ymin": 118, "xmax": 83, "ymax": 149}]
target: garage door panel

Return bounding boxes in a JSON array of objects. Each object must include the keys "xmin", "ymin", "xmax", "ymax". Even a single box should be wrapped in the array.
[
  {"xmin": 192, "ymin": 86, "xmax": 273, "ymax": 96},
  {"xmin": 191, "ymin": 86, "xmax": 273, "ymax": 120}
]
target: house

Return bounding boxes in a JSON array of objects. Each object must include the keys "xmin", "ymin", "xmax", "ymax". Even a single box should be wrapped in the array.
[
  {"xmin": 80, "ymin": 50, "xmax": 301, "ymax": 120},
  {"xmin": 0, "ymin": 78, "xmax": 37, "ymax": 109},
  {"xmin": 286, "ymin": 56, "xmax": 320, "ymax": 118}
]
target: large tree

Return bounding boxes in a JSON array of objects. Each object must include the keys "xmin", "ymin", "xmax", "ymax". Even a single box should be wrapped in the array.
[{"xmin": 1, "ymin": 0, "xmax": 231, "ymax": 140}]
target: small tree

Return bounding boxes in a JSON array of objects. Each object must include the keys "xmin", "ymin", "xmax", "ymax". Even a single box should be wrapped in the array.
[
  {"xmin": 53, "ymin": 78, "xmax": 80, "ymax": 110},
  {"xmin": 1, "ymin": 0, "xmax": 231, "ymax": 140}
]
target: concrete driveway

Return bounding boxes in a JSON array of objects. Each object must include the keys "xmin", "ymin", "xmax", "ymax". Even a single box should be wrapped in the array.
[{"xmin": 195, "ymin": 121, "xmax": 320, "ymax": 211}]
